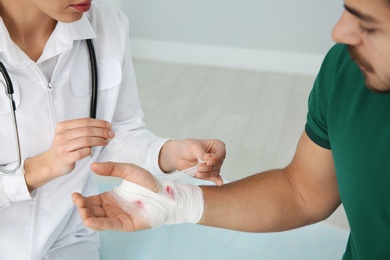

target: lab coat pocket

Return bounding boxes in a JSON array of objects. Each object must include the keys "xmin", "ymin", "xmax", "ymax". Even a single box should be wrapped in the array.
[
  {"xmin": 0, "ymin": 78, "xmax": 21, "ymax": 115},
  {"xmin": 70, "ymin": 58, "xmax": 122, "ymax": 97}
]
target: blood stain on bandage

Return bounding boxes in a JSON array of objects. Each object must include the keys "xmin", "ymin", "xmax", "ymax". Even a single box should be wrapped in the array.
[
  {"xmin": 165, "ymin": 186, "xmax": 175, "ymax": 200},
  {"xmin": 133, "ymin": 200, "xmax": 144, "ymax": 209}
]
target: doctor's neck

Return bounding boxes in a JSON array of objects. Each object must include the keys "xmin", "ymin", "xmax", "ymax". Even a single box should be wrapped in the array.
[{"xmin": 0, "ymin": 0, "xmax": 57, "ymax": 61}]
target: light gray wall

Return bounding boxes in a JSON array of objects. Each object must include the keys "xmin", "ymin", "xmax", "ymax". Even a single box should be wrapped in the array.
[{"xmin": 122, "ymin": 0, "xmax": 343, "ymax": 56}]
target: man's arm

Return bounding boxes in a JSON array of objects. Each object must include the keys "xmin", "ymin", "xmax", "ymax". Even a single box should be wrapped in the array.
[
  {"xmin": 72, "ymin": 131, "xmax": 340, "ymax": 232},
  {"xmin": 199, "ymin": 131, "xmax": 340, "ymax": 232}
]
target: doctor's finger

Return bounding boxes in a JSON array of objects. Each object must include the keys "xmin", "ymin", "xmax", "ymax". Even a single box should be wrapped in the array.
[
  {"xmin": 60, "ymin": 147, "xmax": 93, "ymax": 163},
  {"xmin": 197, "ymin": 161, "xmax": 223, "ymax": 174},
  {"xmin": 56, "ymin": 118, "xmax": 112, "ymax": 132},
  {"xmin": 203, "ymin": 143, "xmax": 226, "ymax": 164},
  {"xmin": 55, "ymin": 127, "xmax": 114, "ymax": 143},
  {"xmin": 202, "ymin": 175, "xmax": 224, "ymax": 186},
  {"xmin": 196, "ymin": 168, "xmax": 222, "ymax": 178},
  {"xmin": 60, "ymin": 137, "xmax": 108, "ymax": 155}
]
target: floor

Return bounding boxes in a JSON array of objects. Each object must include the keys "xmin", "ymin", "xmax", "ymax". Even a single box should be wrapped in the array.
[
  {"xmin": 134, "ymin": 59, "xmax": 311, "ymax": 181},
  {"xmin": 112, "ymin": 58, "xmax": 350, "ymax": 230}
]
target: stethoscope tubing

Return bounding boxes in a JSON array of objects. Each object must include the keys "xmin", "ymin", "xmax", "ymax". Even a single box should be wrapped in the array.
[
  {"xmin": 87, "ymin": 39, "xmax": 98, "ymax": 119},
  {"xmin": 0, "ymin": 62, "xmax": 22, "ymax": 174}
]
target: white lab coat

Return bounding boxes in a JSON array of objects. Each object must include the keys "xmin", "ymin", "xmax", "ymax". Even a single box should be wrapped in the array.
[{"xmin": 0, "ymin": 3, "xmax": 168, "ymax": 259}]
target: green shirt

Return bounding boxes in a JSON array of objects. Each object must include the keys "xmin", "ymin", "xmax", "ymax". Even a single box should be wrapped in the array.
[{"xmin": 306, "ymin": 44, "xmax": 390, "ymax": 259}]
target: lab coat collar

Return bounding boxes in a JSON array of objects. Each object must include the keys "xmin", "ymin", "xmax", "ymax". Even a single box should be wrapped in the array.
[
  {"xmin": 0, "ymin": 17, "xmax": 21, "ymax": 63},
  {"xmin": 37, "ymin": 14, "xmax": 96, "ymax": 63},
  {"xmin": 53, "ymin": 13, "xmax": 96, "ymax": 45},
  {"xmin": 70, "ymin": 13, "xmax": 96, "ymax": 41}
]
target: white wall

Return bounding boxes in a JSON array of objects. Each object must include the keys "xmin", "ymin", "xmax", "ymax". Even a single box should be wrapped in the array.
[
  {"xmin": 123, "ymin": 1, "xmax": 341, "ymax": 54},
  {"xmin": 96, "ymin": 0, "xmax": 122, "ymax": 8},
  {"xmin": 119, "ymin": 1, "xmax": 343, "ymax": 75}
]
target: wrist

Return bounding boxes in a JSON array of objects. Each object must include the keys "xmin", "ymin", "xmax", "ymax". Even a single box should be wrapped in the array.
[
  {"xmin": 163, "ymin": 180, "xmax": 204, "ymax": 224},
  {"xmin": 110, "ymin": 178, "xmax": 204, "ymax": 228},
  {"xmin": 24, "ymin": 153, "xmax": 56, "ymax": 192},
  {"xmin": 158, "ymin": 140, "xmax": 177, "ymax": 173}
]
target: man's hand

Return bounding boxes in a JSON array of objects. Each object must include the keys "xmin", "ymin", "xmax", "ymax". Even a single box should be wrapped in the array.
[{"xmin": 72, "ymin": 162, "xmax": 157, "ymax": 231}]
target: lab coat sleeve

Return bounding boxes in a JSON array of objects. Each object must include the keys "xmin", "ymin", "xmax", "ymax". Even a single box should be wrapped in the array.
[
  {"xmin": 0, "ymin": 160, "xmax": 33, "ymax": 210},
  {"xmin": 96, "ymin": 13, "xmax": 170, "ymax": 176}
]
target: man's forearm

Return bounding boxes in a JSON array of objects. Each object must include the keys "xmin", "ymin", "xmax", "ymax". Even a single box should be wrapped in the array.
[{"xmin": 199, "ymin": 169, "xmax": 313, "ymax": 232}]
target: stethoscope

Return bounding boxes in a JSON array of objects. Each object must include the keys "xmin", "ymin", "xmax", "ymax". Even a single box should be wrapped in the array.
[{"xmin": 0, "ymin": 39, "xmax": 98, "ymax": 174}]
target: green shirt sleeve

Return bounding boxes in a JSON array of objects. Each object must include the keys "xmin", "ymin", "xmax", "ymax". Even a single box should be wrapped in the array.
[{"xmin": 305, "ymin": 44, "xmax": 345, "ymax": 150}]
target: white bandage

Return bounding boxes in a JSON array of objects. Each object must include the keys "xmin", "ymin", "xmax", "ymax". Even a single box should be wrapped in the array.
[{"xmin": 110, "ymin": 178, "xmax": 204, "ymax": 228}]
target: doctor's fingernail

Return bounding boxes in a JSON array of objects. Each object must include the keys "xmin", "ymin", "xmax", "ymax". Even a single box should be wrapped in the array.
[{"xmin": 108, "ymin": 131, "xmax": 115, "ymax": 138}]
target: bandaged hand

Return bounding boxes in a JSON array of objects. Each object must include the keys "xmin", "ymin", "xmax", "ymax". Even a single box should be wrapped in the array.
[{"xmin": 72, "ymin": 162, "xmax": 204, "ymax": 231}]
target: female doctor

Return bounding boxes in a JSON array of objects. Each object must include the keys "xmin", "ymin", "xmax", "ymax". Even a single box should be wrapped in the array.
[{"xmin": 0, "ymin": 0, "xmax": 226, "ymax": 259}]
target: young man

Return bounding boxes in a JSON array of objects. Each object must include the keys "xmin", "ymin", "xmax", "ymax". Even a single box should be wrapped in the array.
[{"xmin": 73, "ymin": 0, "xmax": 390, "ymax": 258}]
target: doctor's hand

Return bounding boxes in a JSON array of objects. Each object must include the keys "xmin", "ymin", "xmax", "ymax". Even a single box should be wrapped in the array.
[
  {"xmin": 72, "ymin": 162, "xmax": 158, "ymax": 232},
  {"xmin": 24, "ymin": 118, "xmax": 114, "ymax": 191},
  {"xmin": 158, "ymin": 139, "xmax": 226, "ymax": 186}
]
